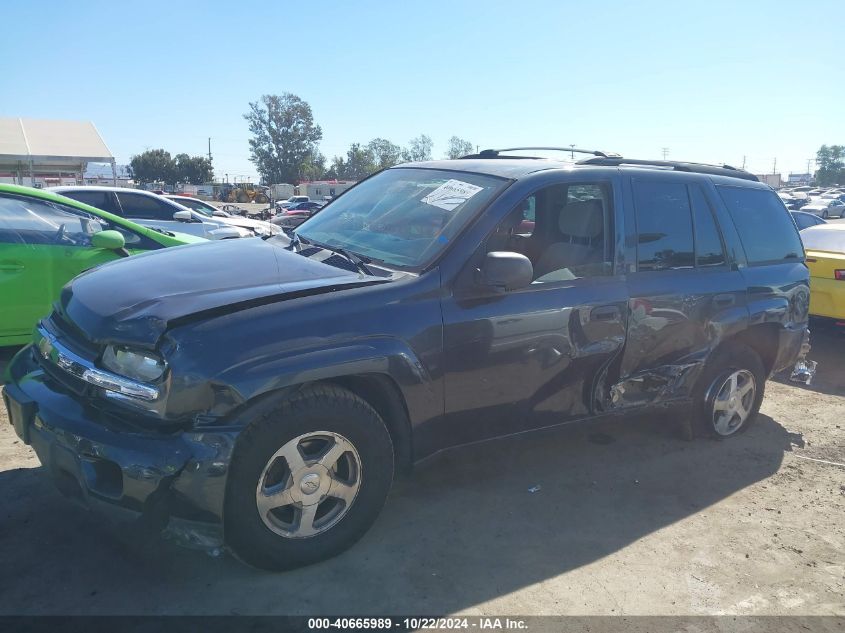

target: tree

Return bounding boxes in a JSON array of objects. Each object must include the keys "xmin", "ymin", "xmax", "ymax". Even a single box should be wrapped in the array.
[
  {"xmin": 130, "ymin": 149, "xmax": 175, "ymax": 185},
  {"xmin": 402, "ymin": 134, "xmax": 433, "ymax": 162},
  {"xmin": 815, "ymin": 144, "xmax": 845, "ymax": 186},
  {"xmin": 367, "ymin": 138, "xmax": 403, "ymax": 170},
  {"xmin": 446, "ymin": 136, "xmax": 474, "ymax": 159},
  {"xmin": 300, "ymin": 150, "xmax": 327, "ymax": 182},
  {"xmin": 174, "ymin": 154, "xmax": 214, "ymax": 184},
  {"xmin": 244, "ymin": 93, "xmax": 323, "ymax": 185},
  {"xmin": 326, "ymin": 143, "xmax": 377, "ymax": 180}
]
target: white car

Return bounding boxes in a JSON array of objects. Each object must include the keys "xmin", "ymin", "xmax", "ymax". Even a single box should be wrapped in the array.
[
  {"xmin": 275, "ymin": 195, "xmax": 310, "ymax": 211},
  {"xmin": 801, "ymin": 199, "xmax": 843, "ymax": 219},
  {"xmin": 50, "ymin": 186, "xmax": 249, "ymax": 240},
  {"xmin": 165, "ymin": 195, "xmax": 280, "ymax": 237}
]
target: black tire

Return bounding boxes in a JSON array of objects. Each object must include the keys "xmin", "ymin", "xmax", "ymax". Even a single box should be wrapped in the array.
[
  {"xmin": 822, "ymin": 210, "xmax": 829, "ymax": 219},
  {"xmin": 692, "ymin": 342, "xmax": 766, "ymax": 439},
  {"xmin": 225, "ymin": 384, "xmax": 394, "ymax": 570}
]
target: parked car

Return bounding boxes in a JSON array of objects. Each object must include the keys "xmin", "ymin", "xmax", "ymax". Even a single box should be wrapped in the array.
[
  {"xmin": 0, "ymin": 184, "xmax": 201, "ymax": 346},
  {"xmin": 275, "ymin": 195, "xmax": 311, "ymax": 211},
  {"xmin": 800, "ymin": 223, "xmax": 845, "ymax": 322},
  {"xmin": 801, "ymin": 201, "xmax": 836, "ymax": 219},
  {"xmin": 5, "ymin": 152, "xmax": 811, "ymax": 570},
  {"xmin": 778, "ymin": 191, "xmax": 809, "ymax": 210},
  {"xmin": 791, "ymin": 210, "xmax": 827, "ymax": 231},
  {"xmin": 50, "ymin": 187, "xmax": 249, "ymax": 240},
  {"xmin": 271, "ymin": 201, "xmax": 324, "ymax": 229},
  {"xmin": 828, "ymin": 199, "xmax": 845, "ymax": 217},
  {"xmin": 164, "ymin": 195, "xmax": 281, "ymax": 237}
]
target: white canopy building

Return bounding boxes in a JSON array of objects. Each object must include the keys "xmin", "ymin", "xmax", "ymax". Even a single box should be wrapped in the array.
[{"xmin": 0, "ymin": 117, "xmax": 116, "ymax": 187}]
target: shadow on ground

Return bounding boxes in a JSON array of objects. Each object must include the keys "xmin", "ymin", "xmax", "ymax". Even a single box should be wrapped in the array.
[{"xmin": 0, "ymin": 408, "xmax": 804, "ymax": 615}]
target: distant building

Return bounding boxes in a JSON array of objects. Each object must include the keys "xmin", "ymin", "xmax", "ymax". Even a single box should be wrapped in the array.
[
  {"xmin": 271, "ymin": 183, "xmax": 295, "ymax": 200},
  {"xmin": 296, "ymin": 180, "xmax": 357, "ymax": 200},
  {"xmin": 754, "ymin": 173, "xmax": 782, "ymax": 188},
  {"xmin": 787, "ymin": 173, "xmax": 813, "ymax": 185},
  {"xmin": 0, "ymin": 117, "xmax": 118, "ymax": 187}
]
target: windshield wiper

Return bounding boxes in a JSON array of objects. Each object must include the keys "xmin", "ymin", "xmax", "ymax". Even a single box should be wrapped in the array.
[
  {"xmin": 289, "ymin": 232, "xmax": 377, "ymax": 276},
  {"xmin": 326, "ymin": 245, "xmax": 377, "ymax": 276},
  {"xmin": 306, "ymin": 237, "xmax": 377, "ymax": 276}
]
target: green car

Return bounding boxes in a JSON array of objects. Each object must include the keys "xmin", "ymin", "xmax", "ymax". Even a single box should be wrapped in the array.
[{"xmin": 0, "ymin": 184, "xmax": 203, "ymax": 346}]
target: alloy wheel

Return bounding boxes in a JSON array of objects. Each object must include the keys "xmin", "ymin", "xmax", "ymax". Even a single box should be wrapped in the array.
[
  {"xmin": 711, "ymin": 369, "xmax": 757, "ymax": 436},
  {"xmin": 255, "ymin": 431, "xmax": 362, "ymax": 538}
]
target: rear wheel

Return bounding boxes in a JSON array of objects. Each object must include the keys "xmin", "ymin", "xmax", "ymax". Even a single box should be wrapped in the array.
[
  {"xmin": 692, "ymin": 343, "xmax": 765, "ymax": 439},
  {"xmin": 225, "ymin": 385, "xmax": 394, "ymax": 570}
]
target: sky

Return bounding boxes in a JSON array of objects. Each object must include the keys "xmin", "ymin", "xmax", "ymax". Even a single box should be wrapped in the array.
[{"xmin": 2, "ymin": 0, "xmax": 843, "ymax": 181}]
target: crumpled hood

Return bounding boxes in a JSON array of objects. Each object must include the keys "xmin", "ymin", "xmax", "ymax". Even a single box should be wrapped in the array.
[{"xmin": 58, "ymin": 237, "xmax": 376, "ymax": 347}]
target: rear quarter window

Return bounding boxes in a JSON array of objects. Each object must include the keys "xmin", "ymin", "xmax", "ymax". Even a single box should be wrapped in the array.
[{"xmin": 716, "ymin": 186, "xmax": 804, "ymax": 264}]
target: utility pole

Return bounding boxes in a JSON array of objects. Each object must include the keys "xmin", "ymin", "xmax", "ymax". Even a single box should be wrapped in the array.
[
  {"xmin": 208, "ymin": 137, "xmax": 212, "ymax": 162},
  {"xmin": 570, "ymin": 144, "xmax": 576, "ymax": 159},
  {"xmin": 742, "ymin": 155, "xmax": 746, "ymax": 170},
  {"xmin": 772, "ymin": 158, "xmax": 777, "ymax": 175},
  {"xmin": 661, "ymin": 147, "xmax": 669, "ymax": 160},
  {"xmin": 806, "ymin": 158, "xmax": 813, "ymax": 175}
]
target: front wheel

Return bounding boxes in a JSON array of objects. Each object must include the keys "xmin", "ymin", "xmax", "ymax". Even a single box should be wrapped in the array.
[
  {"xmin": 822, "ymin": 210, "xmax": 829, "ymax": 219},
  {"xmin": 225, "ymin": 385, "xmax": 394, "ymax": 570},
  {"xmin": 692, "ymin": 343, "xmax": 765, "ymax": 439}
]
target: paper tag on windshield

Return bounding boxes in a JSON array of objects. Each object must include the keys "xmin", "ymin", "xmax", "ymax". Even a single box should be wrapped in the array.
[{"xmin": 421, "ymin": 179, "xmax": 484, "ymax": 211}]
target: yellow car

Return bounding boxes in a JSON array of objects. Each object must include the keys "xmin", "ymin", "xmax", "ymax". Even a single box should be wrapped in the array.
[{"xmin": 801, "ymin": 223, "xmax": 845, "ymax": 322}]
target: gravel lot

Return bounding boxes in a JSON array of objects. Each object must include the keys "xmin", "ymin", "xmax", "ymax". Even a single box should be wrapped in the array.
[{"xmin": 0, "ymin": 324, "xmax": 842, "ymax": 616}]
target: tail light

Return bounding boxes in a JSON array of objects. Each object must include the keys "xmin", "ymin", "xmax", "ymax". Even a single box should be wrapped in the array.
[{"xmin": 835, "ymin": 270, "xmax": 845, "ymax": 281}]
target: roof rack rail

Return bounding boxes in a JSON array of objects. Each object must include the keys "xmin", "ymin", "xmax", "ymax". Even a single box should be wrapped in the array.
[
  {"xmin": 578, "ymin": 157, "xmax": 759, "ymax": 182},
  {"xmin": 460, "ymin": 146, "xmax": 621, "ymax": 159}
]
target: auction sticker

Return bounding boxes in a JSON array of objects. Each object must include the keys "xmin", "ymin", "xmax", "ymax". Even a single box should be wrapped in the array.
[{"xmin": 421, "ymin": 179, "xmax": 484, "ymax": 211}]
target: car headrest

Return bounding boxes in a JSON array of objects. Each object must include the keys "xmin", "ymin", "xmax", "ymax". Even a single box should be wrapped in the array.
[{"xmin": 558, "ymin": 199, "xmax": 604, "ymax": 238}]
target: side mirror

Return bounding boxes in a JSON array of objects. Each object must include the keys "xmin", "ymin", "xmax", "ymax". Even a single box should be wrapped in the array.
[
  {"xmin": 478, "ymin": 251, "xmax": 533, "ymax": 291},
  {"xmin": 173, "ymin": 210, "xmax": 193, "ymax": 222},
  {"xmin": 213, "ymin": 210, "xmax": 227, "ymax": 217},
  {"xmin": 91, "ymin": 230, "xmax": 126, "ymax": 251}
]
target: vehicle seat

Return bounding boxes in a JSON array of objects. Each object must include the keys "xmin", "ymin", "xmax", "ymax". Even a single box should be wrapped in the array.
[{"xmin": 534, "ymin": 200, "xmax": 604, "ymax": 278}]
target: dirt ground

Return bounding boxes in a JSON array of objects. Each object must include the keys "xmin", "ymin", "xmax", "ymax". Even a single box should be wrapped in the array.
[{"xmin": 0, "ymin": 325, "xmax": 842, "ymax": 616}]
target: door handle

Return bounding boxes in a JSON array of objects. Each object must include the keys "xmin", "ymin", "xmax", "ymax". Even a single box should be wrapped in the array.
[
  {"xmin": 713, "ymin": 293, "xmax": 735, "ymax": 307},
  {"xmin": 591, "ymin": 305, "xmax": 621, "ymax": 322},
  {"xmin": 0, "ymin": 262, "xmax": 24, "ymax": 272}
]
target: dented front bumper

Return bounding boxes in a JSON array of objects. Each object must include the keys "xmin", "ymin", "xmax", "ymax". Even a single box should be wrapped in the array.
[{"xmin": 3, "ymin": 346, "xmax": 239, "ymax": 551}]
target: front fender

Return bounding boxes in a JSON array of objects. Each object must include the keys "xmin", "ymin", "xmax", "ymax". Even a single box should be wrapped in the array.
[
  {"xmin": 175, "ymin": 337, "xmax": 441, "ymax": 434},
  {"xmin": 232, "ymin": 336, "xmax": 432, "ymax": 402}
]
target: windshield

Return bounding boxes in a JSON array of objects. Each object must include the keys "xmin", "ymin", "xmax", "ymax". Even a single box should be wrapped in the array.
[
  {"xmin": 294, "ymin": 168, "xmax": 508, "ymax": 268},
  {"xmin": 173, "ymin": 198, "xmax": 215, "ymax": 216}
]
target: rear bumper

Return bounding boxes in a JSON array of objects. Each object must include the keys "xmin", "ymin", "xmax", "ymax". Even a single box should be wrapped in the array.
[
  {"xmin": 3, "ymin": 346, "xmax": 239, "ymax": 550},
  {"xmin": 772, "ymin": 324, "xmax": 810, "ymax": 375}
]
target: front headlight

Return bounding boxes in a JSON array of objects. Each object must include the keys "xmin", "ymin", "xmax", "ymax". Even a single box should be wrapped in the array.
[{"xmin": 101, "ymin": 345, "xmax": 166, "ymax": 382}]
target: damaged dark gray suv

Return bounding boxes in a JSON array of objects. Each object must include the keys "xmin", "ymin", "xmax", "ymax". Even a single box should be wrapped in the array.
[{"xmin": 3, "ymin": 149, "xmax": 812, "ymax": 570}]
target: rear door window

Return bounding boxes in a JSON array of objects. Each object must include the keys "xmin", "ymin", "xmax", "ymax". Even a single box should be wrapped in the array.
[
  {"xmin": 690, "ymin": 186, "xmax": 726, "ymax": 267},
  {"xmin": 116, "ymin": 192, "xmax": 178, "ymax": 221},
  {"xmin": 633, "ymin": 181, "xmax": 694, "ymax": 271},
  {"xmin": 60, "ymin": 190, "xmax": 122, "ymax": 215},
  {"xmin": 716, "ymin": 186, "xmax": 804, "ymax": 264}
]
